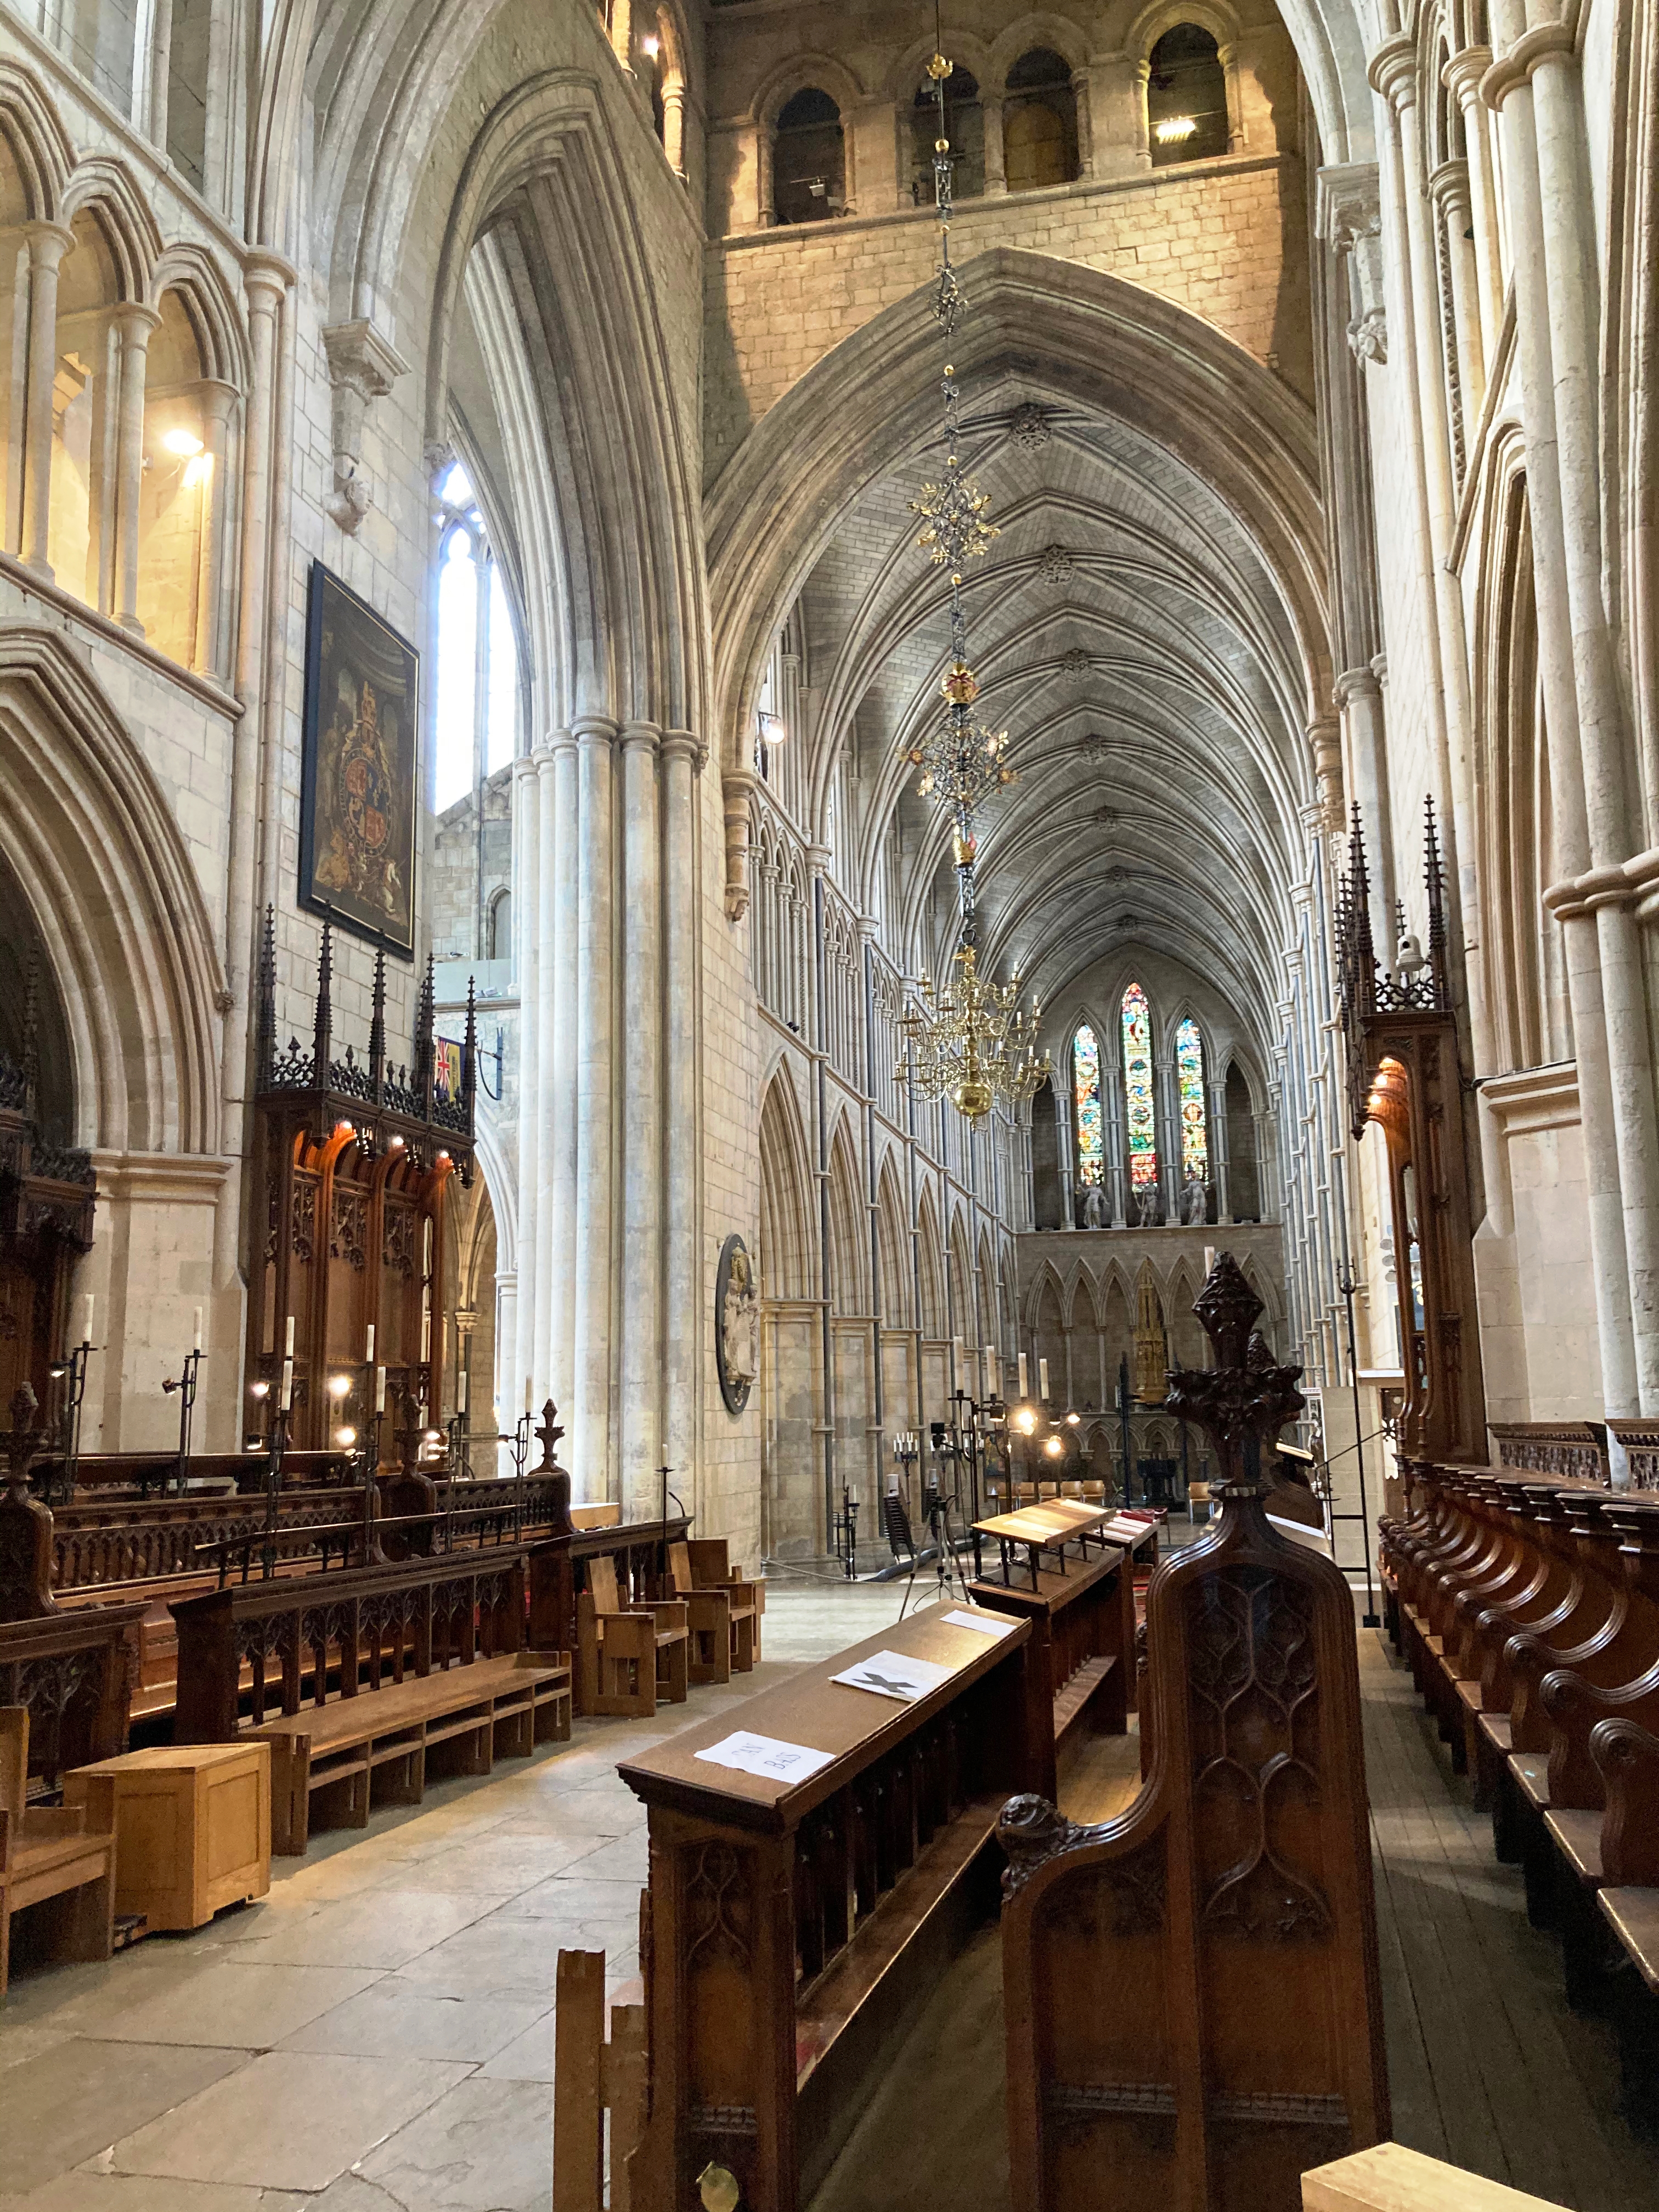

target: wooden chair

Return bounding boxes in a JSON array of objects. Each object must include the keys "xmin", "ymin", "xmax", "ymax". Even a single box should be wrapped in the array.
[
  {"xmin": 681, "ymin": 1538, "xmax": 763, "ymax": 1668},
  {"xmin": 1187, "ymin": 1479, "xmax": 1214, "ymax": 1526},
  {"xmin": 1, "ymin": 1707, "xmax": 115, "ymax": 2002},
  {"xmin": 576, "ymin": 1558, "xmax": 688, "ymax": 1719},
  {"xmin": 668, "ymin": 1541, "xmax": 735, "ymax": 1686}
]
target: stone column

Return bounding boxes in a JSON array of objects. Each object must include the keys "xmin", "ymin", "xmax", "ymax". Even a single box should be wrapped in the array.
[
  {"xmin": 662, "ymin": 82, "xmax": 687, "ymax": 180},
  {"xmin": 981, "ymin": 98, "xmax": 1007, "ymax": 194},
  {"xmin": 1480, "ymin": 22, "xmax": 1639, "ymax": 1413},
  {"xmin": 1103, "ymin": 1047, "xmax": 1128, "ymax": 1228},
  {"xmin": 111, "ymin": 301, "xmax": 157, "ymax": 633},
  {"xmin": 1070, "ymin": 70, "xmax": 1096, "ymax": 178},
  {"xmin": 533, "ymin": 744, "xmax": 560, "ymax": 1406},
  {"xmin": 1446, "ymin": 49, "xmax": 1504, "ymax": 362},
  {"xmin": 1159, "ymin": 1054, "xmax": 1180, "ymax": 1226},
  {"xmin": 1217, "ymin": 46, "xmax": 1246, "ymax": 150},
  {"xmin": 512, "ymin": 753, "xmax": 541, "ymax": 1413},
  {"xmin": 549, "ymin": 731, "xmax": 580, "ymax": 1421},
  {"xmin": 1528, "ymin": 25, "xmax": 1659, "ymax": 1404},
  {"xmin": 192, "ymin": 378, "xmax": 236, "ymax": 678},
  {"xmin": 143, "ymin": 0, "xmax": 173, "ymax": 148},
  {"xmin": 20, "ymin": 222, "xmax": 72, "ymax": 579},
  {"xmin": 661, "ymin": 732, "xmax": 701, "ymax": 1486},
  {"xmin": 1429, "ymin": 158, "xmax": 1486, "ymax": 424},
  {"xmin": 1335, "ymin": 667, "xmax": 1395, "ymax": 926},
  {"xmin": 573, "ymin": 717, "xmax": 617, "ymax": 1494},
  {"xmin": 1085, "ymin": 56, "xmax": 1147, "ymax": 178},
  {"xmin": 757, "ymin": 125, "xmax": 777, "ymax": 227},
  {"xmin": 619, "ymin": 722, "xmax": 663, "ymax": 1516}
]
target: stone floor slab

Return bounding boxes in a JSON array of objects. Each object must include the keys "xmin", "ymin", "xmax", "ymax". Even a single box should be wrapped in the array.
[
  {"xmin": 279, "ymin": 1981, "xmax": 550, "ymax": 2063},
  {"xmin": 0, "ymin": 2041, "xmax": 247, "ymax": 2199}
]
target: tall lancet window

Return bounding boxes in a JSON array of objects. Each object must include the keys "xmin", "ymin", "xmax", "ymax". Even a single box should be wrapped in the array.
[
  {"xmin": 1176, "ymin": 1017, "xmax": 1208, "ymax": 1182},
  {"xmin": 1121, "ymin": 982, "xmax": 1158, "ymax": 1193},
  {"xmin": 433, "ymin": 460, "xmax": 520, "ymax": 812},
  {"xmin": 1073, "ymin": 1024, "xmax": 1103, "ymax": 1186}
]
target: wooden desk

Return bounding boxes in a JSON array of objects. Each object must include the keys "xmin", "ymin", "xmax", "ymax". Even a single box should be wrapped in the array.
[
  {"xmin": 974, "ymin": 1502, "xmax": 1113, "ymax": 1589},
  {"xmin": 618, "ymin": 1601, "xmax": 1040, "ymax": 2212}
]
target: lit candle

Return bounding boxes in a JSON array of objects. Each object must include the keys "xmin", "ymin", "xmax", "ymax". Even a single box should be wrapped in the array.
[
  {"xmin": 982, "ymin": 1347, "xmax": 994, "ymax": 1395},
  {"xmin": 457, "ymin": 1369, "xmax": 468, "ymax": 1413},
  {"xmin": 420, "ymin": 1311, "xmax": 431, "ymax": 1361},
  {"xmin": 418, "ymin": 1400, "xmax": 428, "ymax": 1426},
  {"xmin": 374, "ymin": 1364, "xmax": 386, "ymax": 1413},
  {"xmin": 193, "ymin": 1306, "xmax": 202, "ymax": 1352},
  {"xmin": 1203, "ymin": 1246, "xmax": 1216, "ymax": 1277},
  {"xmin": 1018, "ymin": 1353, "xmax": 1029, "ymax": 1398},
  {"xmin": 364, "ymin": 1323, "xmax": 375, "ymax": 1364},
  {"xmin": 82, "ymin": 1294, "xmax": 94, "ymax": 1345},
  {"xmin": 524, "ymin": 1375, "xmax": 533, "ymax": 1416},
  {"xmin": 1039, "ymin": 1357, "xmax": 1051, "ymax": 1401},
  {"xmin": 279, "ymin": 1356, "xmax": 294, "ymax": 1411},
  {"xmin": 284, "ymin": 1314, "xmax": 295, "ymax": 1357}
]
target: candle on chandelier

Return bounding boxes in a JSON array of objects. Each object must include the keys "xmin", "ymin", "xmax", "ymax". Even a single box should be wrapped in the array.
[{"xmin": 364, "ymin": 1323, "xmax": 375, "ymax": 1364}]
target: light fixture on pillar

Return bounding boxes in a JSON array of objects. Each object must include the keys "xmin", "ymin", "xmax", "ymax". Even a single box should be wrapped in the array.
[{"xmin": 899, "ymin": 25, "xmax": 1048, "ymax": 1122}]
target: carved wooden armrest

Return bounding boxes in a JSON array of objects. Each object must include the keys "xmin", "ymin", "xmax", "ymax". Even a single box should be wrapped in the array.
[
  {"xmin": 0, "ymin": 1804, "xmax": 10, "ymax": 1868},
  {"xmin": 600, "ymin": 1611, "xmax": 656, "ymax": 1660},
  {"xmin": 21, "ymin": 1804, "xmax": 89, "ymax": 1841},
  {"xmin": 1592, "ymin": 1716, "xmax": 1659, "ymax": 1884}
]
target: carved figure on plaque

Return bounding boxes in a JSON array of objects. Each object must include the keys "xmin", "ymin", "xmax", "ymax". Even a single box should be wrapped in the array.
[{"xmin": 716, "ymin": 1235, "xmax": 759, "ymax": 1415}]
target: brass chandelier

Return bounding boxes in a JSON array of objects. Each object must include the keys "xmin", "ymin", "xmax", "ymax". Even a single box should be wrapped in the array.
[{"xmin": 901, "ymin": 37, "xmax": 1049, "ymax": 1121}]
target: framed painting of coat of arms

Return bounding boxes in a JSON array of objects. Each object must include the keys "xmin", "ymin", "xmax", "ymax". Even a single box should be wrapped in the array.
[{"xmin": 298, "ymin": 562, "xmax": 420, "ymax": 957}]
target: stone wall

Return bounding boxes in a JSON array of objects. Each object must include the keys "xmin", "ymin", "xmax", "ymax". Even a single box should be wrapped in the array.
[{"xmin": 704, "ymin": 152, "xmax": 1311, "ymax": 481}]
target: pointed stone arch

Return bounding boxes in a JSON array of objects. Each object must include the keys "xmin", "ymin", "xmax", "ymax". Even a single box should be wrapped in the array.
[
  {"xmin": 0, "ymin": 625, "xmax": 223, "ymax": 1158},
  {"xmin": 60, "ymin": 158, "xmax": 163, "ymax": 302},
  {"xmin": 916, "ymin": 1182, "xmax": 945, "ymax": 1340},
  {"xmin": 876, "ymin": 1152, "xmax": 910, "ymax": 1329},
  {"xmin": 0, "ymin": 60, "xmax": 76, "ymax": 224},
  {"xmin": 758, "ymin": 1063, "xmax": 814, "ymax": 1302},
  {"xmin": 826, "ymin": 1113, "xmax": 865, "ymax": 1314}
]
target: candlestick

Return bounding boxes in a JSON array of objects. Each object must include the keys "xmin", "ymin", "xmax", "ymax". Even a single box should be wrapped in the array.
[
  {"xmin": 365, "ymin": 1323, "xmax": 375, "ymax": 1364},
  {"xmin": 1018, "ymin": 1352, "xmax": 1028, "ymax": 1398},
  {"xmin": 284, "ymin": 1314, "xmax": 295, "ymax": 1356},
  {"xmin": 1039, "ymin": 1357, "xmax": 1050, "ymax": 1401},
  {"xmin": 82, "ymin": 1293, "xmax": 94, "ymax": 1346},
  {"xmin": 374, "ymin": 1364, "xmax": 386, "ymax": 1413}
]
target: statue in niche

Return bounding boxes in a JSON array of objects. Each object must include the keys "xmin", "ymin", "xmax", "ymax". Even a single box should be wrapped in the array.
[
  {"xmin": 1182, "ymin": 1173, "xmax": 1209, "ymax": 1226},
  {"xmin": 716, "ymin": 1235, "xmax": 759, "ymax": 1414},
  {"xmin": 1079, "ymin": 1182, "xmax": 1108, "ymax": 1229},
  {"xmin": 1132, "ymin": 1266, "xmax": 1168, "ymax": 1404},
  {"xmin": 1135, "ymin": 1181, "xmax": 1160, "ymax": 1229}
]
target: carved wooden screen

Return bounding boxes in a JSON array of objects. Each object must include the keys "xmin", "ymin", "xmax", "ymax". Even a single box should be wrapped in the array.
[{"xmin": 1000, "ymin": 1258, "xmax": 1389, "ymax": 2211}]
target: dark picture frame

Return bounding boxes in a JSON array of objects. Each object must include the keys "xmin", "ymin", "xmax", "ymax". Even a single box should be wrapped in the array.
[{"xmin": 298, "ymin": 561, "xmax": 420, "ymax": 957}]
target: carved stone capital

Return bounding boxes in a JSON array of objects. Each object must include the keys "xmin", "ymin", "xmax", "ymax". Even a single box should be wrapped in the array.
[
  {"xmin": 320, "ymin": 318, "xmax": 410, "ymax": 536},
  {"xmin": 1317, "ymin": 163, "xmax": 1387, "ymax": 365}
]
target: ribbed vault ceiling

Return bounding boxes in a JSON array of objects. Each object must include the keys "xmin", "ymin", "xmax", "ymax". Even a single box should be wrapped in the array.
[{"xmin": 796, "ymin": 362, "xmax": 1318, "ymax": 1049}]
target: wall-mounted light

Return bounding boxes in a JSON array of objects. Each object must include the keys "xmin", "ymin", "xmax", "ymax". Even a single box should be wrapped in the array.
[
  {"xmin": 759, "ymin": 711, "xmax": 787, "ymax": 746},
  {"xmin": 328, "ymin": 1374, "xmax": 352, "ymax": 1400},
  {"xmin": 640, "ymin": 33, "xmax": 659, "ymax": 55},
  {"xmin": 1154, "ymin": 116, "xmax": 1198, "ymax": 144},
  {"xmin": 249, "ymin": 1380, "xmax": 270, "ymax": 1400},
  {"xmin": 162, "ymin": 427, "xmax": 204, "ymax": 458},
  {"xmin": 1044, "ymin": 1434, "xmax": 1064, "ymax": 1458},
  {"xmin": 336, "ymin": 1426, "xmax": 357, "ymax": 1447}
]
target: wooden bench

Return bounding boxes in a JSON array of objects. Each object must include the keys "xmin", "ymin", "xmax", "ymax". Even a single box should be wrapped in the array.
[
  {"xmin": 253, "ymin": 1650, "xmax": 572, "ymax": 1853},
  {"xmin": 968, "ymin": 1548, "xmax": 1132, "ymax": 1803},
  {"xmin": 1, "ymin": 1707, "xmax": 115, "ymax": 2002},
  {"xmin": 0, "ymin": 1602, "xmax": 147, "ymax": 1794},
  {"xmin": 171, "ymin": 1543, "xmax": 573, "ymax": 1853},
  {"xmin": 575, "ymin": 1557, "xmax": 687, "ymax": 1720},
  {"xmin": 613, "ymin": 1600, "xmax": 1042, "ymax": 2211},
  {"xmin": 1304, "ymin": 2141, "xmax": 1571, "ymax": 2211}
]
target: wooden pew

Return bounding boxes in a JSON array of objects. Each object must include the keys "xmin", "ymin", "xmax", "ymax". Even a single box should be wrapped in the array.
[
  {"xmin": 575, "ymin": 1556, "xmax": 689, "ymax": 1720},
  {"xmin": 617, "ymin": 1600, "xmax": 1042, "ymax": 2211},
  {"xmin": 1304, "ymin": 2142, "xmax": 1570, "ymax": 2211},
  {"xmin": 0, "ymin": 1604, "xmax": 146, "ymax": 1794},
  {"xmin": 1000, "ymin": 1257, "xmax": 1388, "ymax": 2212},
  {"xmin": 1, "ymin": 1706, "xmax": 115, "ymax": 2002},
  {"xmin": 171, "ymin": 1544, "xmax": 572, "ymax": 1853},
  {"xmin": 967, "ymin": 1546, "xmax": 1133, "ymax": 1803}
]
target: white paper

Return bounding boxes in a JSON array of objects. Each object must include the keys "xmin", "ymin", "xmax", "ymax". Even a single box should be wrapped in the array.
[
  {"xmin": 694, "ymin": 1730, "xmax": 836, "ymax": 1784},
  {"xmin": 832, "ymin": 1650, "xmax": 956, "ymax": 1704},
  {"xmin": 942, "ymin": 1609, "xmax": 1011, "ymax": 1637}
]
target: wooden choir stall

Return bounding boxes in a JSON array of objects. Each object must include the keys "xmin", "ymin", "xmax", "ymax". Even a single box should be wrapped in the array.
[{"xmin": 996, "ymin": 1257, "xmax": 1390, "ymax": 2211}]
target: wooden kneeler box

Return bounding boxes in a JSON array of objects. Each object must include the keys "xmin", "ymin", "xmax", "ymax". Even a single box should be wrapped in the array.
[{"xmin": 64, "ymin": 1742, "xmax": 270, "ymax": 1934}]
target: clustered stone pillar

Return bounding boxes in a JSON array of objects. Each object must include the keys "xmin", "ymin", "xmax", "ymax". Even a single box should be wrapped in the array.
[
  {"xmin": 514, "ymin": 715, "xmax": 702, "ymax": 1505},
  {"xmin": 111, "ymin": 301, "xmax": 158, "ymax": 634}
]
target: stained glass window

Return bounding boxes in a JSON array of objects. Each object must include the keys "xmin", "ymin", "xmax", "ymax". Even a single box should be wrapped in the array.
[
  {"xmin": 1121, "ymin": 982, "xmax": 1158, "ymax": 1190},
  {"xmin": 1073, "ymin": 1024, "xmax": 1103, "ymax": 1187},
  {"xmin": 1176, "ymin": 1017, "xmax": 1208, "ymax": 1181}
]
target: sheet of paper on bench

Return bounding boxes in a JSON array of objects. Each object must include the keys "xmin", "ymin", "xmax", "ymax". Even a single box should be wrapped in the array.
[
  {"xmin": 831, "ymin": 1650, "xmax": 956, "ymax": 1704},
  {"xmin": 694, "ymin": 1731, "xmax": 837, "ymax": 1784},
  {"xmin": 943, "ymin": 1609, "xmax": 1014, "ymax": 1637},
  {"xmin": 1104, "ymin": 1516, "xmax": 1156, "ymax": 1545}
]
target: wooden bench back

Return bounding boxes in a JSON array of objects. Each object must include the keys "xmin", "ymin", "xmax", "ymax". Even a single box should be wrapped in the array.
[
  {"xmin": 686, "ymin": 1538, "xmax": 732, "ymax": 1587},
  {"xmin": 588, "ymin": 1555, "xmax": 624, "ymax": 1615},
  {"xmin": 571, "ymin": 1502, "xmax": 622, "ymax": 1531},
  {"xmin": 0, "ymin": 1705, "xmax": 25, "ymax": 1828},
  {"xmin": 667, "ymin": 1541, "xmax": 692, "ymax": 1595}
]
